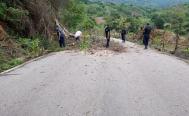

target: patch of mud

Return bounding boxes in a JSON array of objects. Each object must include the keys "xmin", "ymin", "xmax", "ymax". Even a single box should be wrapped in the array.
[{"xmin": 88, "ymin": 44, "xmax": 127, "ymax": 57}]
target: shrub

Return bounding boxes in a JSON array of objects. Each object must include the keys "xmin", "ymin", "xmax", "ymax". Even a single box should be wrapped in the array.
[
  {"xmin": 183, "ymin": 48, "xmax": 189, "ymax": 54},
  {"xmin": 0, "ymin": 58, "xmax": 23, "ymax": 72},
  {"xmin": 0, "ymin": 2, "xmax": 6, "ymax": 20},
  {"xmin": 18, "ymin": 37, "xmax": 41, "ymax": 57},
  {"xmin": 80, "ymin": 34, "xmax": 90, "ymax": 50}
]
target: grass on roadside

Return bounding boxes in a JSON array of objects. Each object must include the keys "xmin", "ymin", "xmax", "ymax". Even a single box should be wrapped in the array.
[
  {"xmin": 0, "ymin": 36, "xmax": 62, "ymax": 73},
  {"xmin": 0, "ymin": 57, "xmax": 23, "ymax": 72}
]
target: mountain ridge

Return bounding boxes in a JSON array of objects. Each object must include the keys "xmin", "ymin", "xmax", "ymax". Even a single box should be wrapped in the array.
[{"xmin": 90, "ymin": 0, "xmax": 189, "ymax": 7}]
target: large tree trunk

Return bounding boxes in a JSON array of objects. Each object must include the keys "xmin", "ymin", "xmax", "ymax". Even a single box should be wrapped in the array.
[{"xmin": 55, "ymin": 19, "xmax": 74, "ymax": 38}]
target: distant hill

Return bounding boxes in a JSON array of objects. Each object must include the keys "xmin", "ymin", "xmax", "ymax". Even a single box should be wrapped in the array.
[{"xmin": 90, "ymin": 0, "xmax": 189, "ymax": 7}]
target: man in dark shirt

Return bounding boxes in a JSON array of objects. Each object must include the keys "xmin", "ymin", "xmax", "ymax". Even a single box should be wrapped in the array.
[
  {"xmin": 121, "ymin": 29, "xmax": 127, "ymax": 43},
  {"xmin": 143, "ymin": 23, "xmax": 152, "ymax": 49},
  {"xmin": 56, "ymin": 25, "xmax": 65, "ymax": 48},
  {"xmin": 105, "ymin": 25, "xmax": 111, "ymax": 48}
]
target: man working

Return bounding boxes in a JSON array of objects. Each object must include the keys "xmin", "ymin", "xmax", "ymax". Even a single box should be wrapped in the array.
[
  {"xmin": 143, "ymin": 23, "xmax": 152, "ymax": 49},
  {"xmin": 105, "ymin": 25, "xmax": 111, "ymax": 48},
  {"xmin": 56, "ymin": 25, "xmax": 65, "ymax": 48},
  {"xmin": 74, "ymin": 31, "xmax": 82, "ymax": 41},
  {"xmin": 121, "ymin": 28, "xmax": 127, "ymax": 43}
]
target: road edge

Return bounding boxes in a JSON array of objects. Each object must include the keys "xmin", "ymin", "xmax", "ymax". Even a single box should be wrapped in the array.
[
  {"xmin": 112, "ymin": 38, "xmax": 189, "ymax": 64},
  {"xmin": 0, "ymin": 52, "xmax": 56, "ymax": 75}
]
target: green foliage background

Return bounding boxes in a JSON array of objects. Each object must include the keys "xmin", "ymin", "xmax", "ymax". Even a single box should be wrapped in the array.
[{"xmin": 61, "ymin": 0, "xmax": 189, "ymax": 36}]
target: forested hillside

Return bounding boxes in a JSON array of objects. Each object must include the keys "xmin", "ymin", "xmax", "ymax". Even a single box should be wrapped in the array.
[
  {"xmin": 0, "ymin": 0, "xmax": 70, "ymax": 37},
  {"xmin": 0, "ymin": 0, "xmax": 189, "ymax": 72},
  {"xmin": 55, "ymin": 0, "xmax": 189, "ymax": 58},
  {"xmin": 0, "ymin": 0, "xmax": 69, "ymax": 72},
  {"xmin": 67, "ymin": 0, "xmax": 189, "ymax": 35},
  {"xmin": 90, "ymin": 0, "xmax": 189, "ymax": 7}
]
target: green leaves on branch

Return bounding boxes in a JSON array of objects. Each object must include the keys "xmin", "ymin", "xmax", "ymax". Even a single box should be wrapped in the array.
[
  {"xmin": 0, "ymin": 3, "xmax": 6, "ymax": 20},
  {"xmin": 61, "ymin": 0, "xmax": 95, "ymax": 32},
  {"xmin": 6, "ymin": 7, "xmax": 29, "ymax": 21},
  {"xmin": 0, "ymin": 58, "xmax": 23, "ymax": 72},
  {"xmin": 0, "ymin": 2, "xmax": 28, "ymax": 21},
  {"xmin": 18, "ymin": 37, "xmax": 42, "ymax": 57},
  {"xmin": 151, "ymin": 5, "xmax": 189, "ymax": 35}
]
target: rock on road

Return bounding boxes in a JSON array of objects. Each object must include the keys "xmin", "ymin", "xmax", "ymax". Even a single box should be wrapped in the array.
[{"xmin": 0, "ymin": 41, "xmax": 189, "ymax": 116}]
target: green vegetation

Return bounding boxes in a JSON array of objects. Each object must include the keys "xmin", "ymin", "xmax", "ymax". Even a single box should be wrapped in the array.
[
  {"xmin": 18, "ymin": 37, "xmax": 42, "ymax": 57},
  {"xmin": 0, "ymin": 0, "xmax": 189, "ymax": 72},
  {"xmin": 61, "ymin": 0, "xmax": 189, "ymax": 58},
  {"xmin": 152, "ymin": 4, "xmax": 189, "ymax": 35},
  {"xmin": 62, "ymin": 0, "xmax": 189, "ymax": 37},
  {"xmin": 0, "ymin": 58, "xmax": 23, "ymax": 72},
  {"xmin": 61, "ymin": 0, "xmax": 96, "ymax": 32},
  {"xmin": 0, "ymin": 0, "xmax": 67, "ymax": 72},
  {"xmin": 0, "ymin": 36, "xmax": 61, "ymax": 72},
  {"xmin": 79, "ymin": 36, "xmax": 90, "ymax": 50}
]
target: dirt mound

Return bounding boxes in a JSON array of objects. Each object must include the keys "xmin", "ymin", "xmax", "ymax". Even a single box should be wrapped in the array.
[
  {"xmin": 63, "ymin": 35, "xmax": 127, "ymax": 56},
  {"xmin": 89, "ymin": 37, "xmax": 127, "ymax": 56}
]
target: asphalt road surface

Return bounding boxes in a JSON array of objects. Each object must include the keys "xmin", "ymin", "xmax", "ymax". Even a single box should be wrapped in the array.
[{"xmin": 0, "ymin": 41, "xmax": 189, "ymax": 116}]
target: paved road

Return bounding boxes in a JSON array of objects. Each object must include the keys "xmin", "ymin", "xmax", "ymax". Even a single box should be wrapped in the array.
[{"xmin": 0, "ymin": 42, "xmax": 189, "ymax": 116}]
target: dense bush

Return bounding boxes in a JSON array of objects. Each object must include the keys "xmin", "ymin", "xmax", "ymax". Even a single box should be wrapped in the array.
[
  {"xmin": 0, "ymin": 0, "xmax": 70, "ymax": 37},
  {"xmin": 61, "ymin": 0, "xmax": 95, "ymax": 32},
  {"xmin": 18, "ymin": 37, "xmax": 41, "ymax": 57},
  {"xmin": 151, "ymin": 4, "xmax": 189, "ymax": 35},
  {"xmin": 0, "ymin": 3, "xmax": 6, "ymax": 20}
]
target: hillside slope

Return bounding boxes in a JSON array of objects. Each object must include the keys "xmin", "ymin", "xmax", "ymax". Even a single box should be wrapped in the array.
[
  {"xmin": 0, "ymin": 0, "xmax": 69, "ymax": 72},
  {"xmin": 0, "ymin": 0, "xmax": 67, "ymax": 38}
]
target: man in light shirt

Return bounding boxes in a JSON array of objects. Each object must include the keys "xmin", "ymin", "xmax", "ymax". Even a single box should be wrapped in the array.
[{"xmin": 74, "ymin": 31, "xmax": 82, "ymax": 41}]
